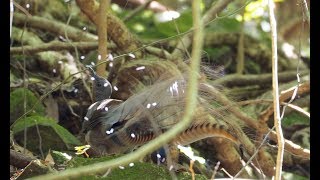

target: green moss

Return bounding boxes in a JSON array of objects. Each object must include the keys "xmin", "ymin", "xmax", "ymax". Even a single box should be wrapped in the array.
[
  {"xmin": 282, "ymin": 111, "xmax": 310, "ymax": 127},
  {"xmin": 10, "ymin": 88, "xmax": 45, "ymax": 124},
  {"xmin": 67, "ymin": 156, "xmax": 207, "ymax": 180}
]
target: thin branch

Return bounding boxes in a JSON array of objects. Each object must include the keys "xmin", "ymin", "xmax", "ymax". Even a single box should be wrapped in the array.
[
  {"xmin": 213, "ymin": 70, "xmax": 309, "ymax": 87},
  {"xmin": 13, "ymin": 13, "xmax": 98, "ymax": 42},
  {"xmin": 12, "ymin": 1, "xmax": 32, "ymax": 17},
  {"xmin": 123, "ymin": 0, "xmax": 153, "ymax": 22},
  {"xmin": 144, "ymin": 46, "xmax": 172, "ymax": 59},
  {"xmin": 97, "ymin": 0, "xmax": 110, "ymax": 76},
  {"xmin": 10, "ymin": 41, "xmax": 116, "ymax": 55},
  {"xmin": 269, "ymin": 131, "xmax": 310, "ymax": 159},
  {"xmin": 10, "ymin": 149, "xmax": 36, "ymax": 168},
  {"xmin": 216, "ymin": 99, "xmax": 310, "ymax": 119},
  {"xmin": 236, "ymin": 0, "xmax": 245, "ymax": 74},
  {"xmin": 268, "ymin": 0, "xmax": 284, "ymax": 179},
  {"xmin": 301, "ymin": 0, "xmax": 310, "ymax": 28},
  {"xmin": 259, "ymin": 81, "xmax": 310, "ymax": 122}
]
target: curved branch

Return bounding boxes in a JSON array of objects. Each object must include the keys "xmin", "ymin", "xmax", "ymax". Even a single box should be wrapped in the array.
[
  {"xmin": 13, "ymin": 13, "xmax": 98, "ymax": 42},
  {"xmin": 213, "ymin": 70, "xmax": 309, "ymax": 87}
]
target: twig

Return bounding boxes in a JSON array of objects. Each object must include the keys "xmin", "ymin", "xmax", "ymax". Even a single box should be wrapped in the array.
[
  {"xmin": 259, "ymin": 81, "xmax": 310, "ymax": 122},
  {"xmin": 123, "ymin": 0, "xmax": 153, "ymax": 22},
  {"xmin": 212, "ymin": 70, "xmax": 309, "ymax": 87},
  {"xmin": 13, "ymin": 13, "xmax": 98, "ymax": 42},
  {"xmin": 268, "ymin": 0, "xmax": 284, "ymax": 179},
  {"xmin": 97, "ymin": 0, "xmax": 109, "ymax": 76},
  {"xmin": 60, "ymin": 89, "xmax": 80, "ymax": 118},
  {"xmin": 210, "ymin": 161, "xmax": 220, "ymax": 180},
  {"xmin": 300, "ymin": 0, "xmax": 310, "ymax": 28},
  {"xmin": 10, "ymin": 149, "xmax": 36, "ymax": 168},
  {"xmin": 216, "ymin": 99, "xmax": 310, "ymax": 118},
  {"xmin": 12, "ymin": 1, "xmax": 32, "ymax": 17},
  {"xmin": 144, "ymin": 46, "xmax": 172, "ymax": 59},
  {"xmin": 10, "ymin": 41, "xmax": 116, "ymax": 55},
  {"xmin": 236, "ymin": 0, "xmax": 245, "ymax": 74},
  {"xmin": 189, "ymin": 160, "xmax": 195, "ymax": 180},
  {"xmin": 269, "ymin": 131, "xmax": 310, "ymax": 159}
]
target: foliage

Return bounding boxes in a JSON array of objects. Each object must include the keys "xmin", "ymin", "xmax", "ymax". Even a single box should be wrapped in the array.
[
  {"xmin": 10, "ymin": 88, "xmax": 46, "ymax": 124},
  {"xmin": 12, "ymin": 115, "xmax": 81, "ymax": 154},
  {"xmin": 68, "ymin": 156, "xmax": 207, "ymax": 180}
]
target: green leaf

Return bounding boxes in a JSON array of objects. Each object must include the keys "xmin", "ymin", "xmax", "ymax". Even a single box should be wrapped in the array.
[
  {"xmin": 12, "ymin": 115, "xmax": 81, "ymax": 153},
  {"xmin": 207, "ymin": 18, "xmax": 241, "ymax": 33},
  {"xmin": 10, "ymin": 88, "xmax": 46, "ymax": 124},
  {"xmin": 282, "ymin": 111, "xmax": 309, "ymax": 127},
  {"xmin": 154, "ymin": 10, "xmax": 193, "ymax": 37}
]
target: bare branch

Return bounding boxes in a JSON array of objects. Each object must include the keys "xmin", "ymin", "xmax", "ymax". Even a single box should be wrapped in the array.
[
  {"xmin": 10, "ymin": 41, "xmax": 116, "ymax": 55},
  {"xmin": 13, "ymin": 13, "xmax": 98, "ymax": 42}
]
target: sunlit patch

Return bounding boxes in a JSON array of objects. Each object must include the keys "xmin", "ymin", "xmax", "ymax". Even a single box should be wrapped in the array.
[
  {"xmin": 90, "ymin": 77, "xmax": 95, "ymax": 81},
  {"xmin": 154, "ymin": 10, "xmax": 180, "ymax": 23},
  {"xmin": 131, "ymin": 133, "xmax": 136, "ymax": 138},
  {"xmin": 84, "ymin": 117, "xmax": 89, "ymax": 121},
  {"xmin": 146, "ymin": 103, "xmax": 151, "ymax": 109},
  {"xmin": 128, "ymin": 53, "xmax": 135, "ymax": 59},
  {"xmin": 135, "ymin": 66, "xmax": 145, "ymax": 71},
  {"xmin": 10, "ymin": 1, "xmax": 13, "ymax": 12},
  {"xmin": 75, "ymin": 145, "xmax": 91, "ymax": 157},
  {"xmin": 129, "ymin": 163, "xmax": 134, "ymax": 167},
  {"xmin": 52, "ymin": 69, "xmax": 56, "ymax": 73},
  {"xmin": 132, "ymin": 23, "xmax": 145, "ymax": 32},
  {"xmin": 119, "ymin": 166, "xmax": 125, "ymax": 170},
  {"xmin": 98, "ymin": 54, "xmax": 101, "ymax": 60},
  {"xmin": 80, "ymin": 55, "xmax": 85, "ymax": 60},
  {"xmin": 113, "ymin": 86, "xmax": 118, "ymax": 91},
  {"xmin": 260, "ymin": 21, "xmax": 270, "ymax": 32},
  {"xmin": 60, "ymin": 152, "xmax": 72, "ymax": 161},
  {"xmin": 26, "ymin": 4, "xmax": 30, "ymax": 9},
  {"xmin": 281, "ymin": 42, "xmax": 298, "ymax": 59},
  {"xmin": 82, "ymin": 27, "xmax": 87, "ymax": 31},
  {"xmin": 108, "ymin": 54, "xmax": 114, "ymax": 61},
  {"xmin": 152, "ymin": 102, "xmax": 157, "ymax": 106},
  {"xmin": 109, "ymin": 62, "xmax": 113, "ymax": 67},
  {"xmin": 177, "ymin": 145, "xmax": 205, "ymax": 164},
  {"xmin": 106, "ymin": 128, "xmax": 114, "ymax": 135},
  {"xmin": 91, "ymin": 62, "xmax": 95, "ymax": 66},
  {"xmin": 104, "ymin": 107, "xmax": 109, "ymax": 111},
  {"xmin": 58, "ymin": 60, "xmax": 63, "ymax": 64},
  {"xmin": 74, "ymin": 88, "xmax": 78, "ymax": 93},
  {"xmin": 169, "ymin": 165, "xmax": 174, "ymax": 171}
]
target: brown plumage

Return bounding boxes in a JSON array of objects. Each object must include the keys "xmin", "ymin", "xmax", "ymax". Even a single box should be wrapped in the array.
[{"xmin": 82, "ymin": 76, "xmax": 243, "ymax": 155}]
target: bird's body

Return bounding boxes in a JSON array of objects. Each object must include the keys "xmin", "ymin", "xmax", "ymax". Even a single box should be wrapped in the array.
[{"xmin": 82, "ymin": 75, "xmax": 242, "ymax": 155}]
